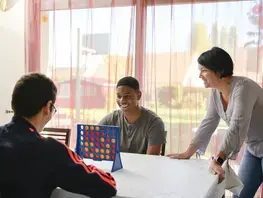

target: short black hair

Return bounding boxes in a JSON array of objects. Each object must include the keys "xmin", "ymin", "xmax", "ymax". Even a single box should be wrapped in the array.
[
  {"xmin": 198, "ymin": 47, "xmax": 234, "ymax": 78},
  {"xmin": 116, "ymin": 76, "xmax": 140, "ymax": 91},
  {"xmin": 11, "ymin": 73, "xmax": 57, "ymax": 118}
]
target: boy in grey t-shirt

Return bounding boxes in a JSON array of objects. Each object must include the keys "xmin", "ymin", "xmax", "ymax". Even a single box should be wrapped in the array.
[{"xmin": 99, "ymin": 76, "xmax": 166, "ymax": 155}]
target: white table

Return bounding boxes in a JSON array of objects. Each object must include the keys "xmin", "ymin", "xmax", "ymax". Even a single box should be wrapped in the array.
[{"xmin": 51, "ymin": 153, "xmax": 216, "ymax": 198}]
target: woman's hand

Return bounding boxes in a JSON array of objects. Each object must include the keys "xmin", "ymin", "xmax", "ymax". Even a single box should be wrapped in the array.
[
  {"xmin": 209, "ymin": 159, "xmax": 225, "ymax": 183},
  {"xmin": 166, "ymin": 152, "xmax": 191, "ymax": 159},
  {"xmin": 167, "ymin": 144, "xmax": 197, "ymax": 159}
]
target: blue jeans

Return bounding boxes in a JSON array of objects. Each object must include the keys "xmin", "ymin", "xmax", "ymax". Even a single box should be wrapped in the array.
[{"xmin": 233, "ymin": 148, "xmax": 263, "ymax": 198}]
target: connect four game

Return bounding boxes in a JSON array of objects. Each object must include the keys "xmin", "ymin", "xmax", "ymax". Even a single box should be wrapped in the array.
[{"xmin": 76, "ymin": 124, "xmax": 123, "ymax": 172}]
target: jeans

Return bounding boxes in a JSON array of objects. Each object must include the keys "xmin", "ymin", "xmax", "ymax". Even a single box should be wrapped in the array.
[{"xmin": 233, "ymin": 148, "xmax": 263, "ymax": 198}]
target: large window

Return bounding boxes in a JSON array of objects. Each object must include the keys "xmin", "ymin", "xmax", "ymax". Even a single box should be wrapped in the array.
[
  {"xmin": 41, "ymin": 4, "xmax": 136, "ymax": 130},
  {"xmin": 144, "ymin": 1, "xmax": 261, "ymax": 154},
  {"xmin": 40, "ymin": 0, "xmax": 262, "ymax": 157}
]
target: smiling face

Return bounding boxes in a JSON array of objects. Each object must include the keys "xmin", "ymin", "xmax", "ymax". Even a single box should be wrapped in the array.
[
  {"xmin": 116, "ymin": 85, "xmax": 141, "ymax": 112},
  {"xmin": 198, "ymin": 65, "xmax": 221, "ymax": 88}
]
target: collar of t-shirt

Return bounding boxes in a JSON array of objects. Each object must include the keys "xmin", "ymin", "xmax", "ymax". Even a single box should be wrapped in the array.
[{"xmin": 124, "ymin": 111, "xmax": 145, "ymax": 130}]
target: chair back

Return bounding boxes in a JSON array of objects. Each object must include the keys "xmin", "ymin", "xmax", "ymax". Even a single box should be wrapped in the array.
[
  {"xmin": 160, "ymin": 130, "xmax": 167, "ymax": 156},
  {"xmin": 41, "ymin": 127, "xmax": 71, "ymax": 146}
]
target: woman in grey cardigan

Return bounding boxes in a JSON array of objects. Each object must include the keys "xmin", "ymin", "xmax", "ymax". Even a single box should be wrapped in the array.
[{"xmin": 167, "ymin": 47, "xmax": 263, "ymax": 198}]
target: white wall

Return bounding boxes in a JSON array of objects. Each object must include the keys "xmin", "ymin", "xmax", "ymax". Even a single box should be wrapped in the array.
[{"xmin": 0, "ymin": 0, "xmax": 25, "ymax": 123}]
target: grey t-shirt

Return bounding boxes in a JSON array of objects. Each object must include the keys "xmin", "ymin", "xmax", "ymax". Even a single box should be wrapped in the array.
[
  {"xmin": 99, "ymin": 106, "xmax": 166, "ymax": 154},
  {"xmin": 191, "ymin": 76, "xmax": 263, "ymax": 159}
]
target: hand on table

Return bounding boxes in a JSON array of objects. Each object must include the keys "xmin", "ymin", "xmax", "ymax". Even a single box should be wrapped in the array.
[{"xmin": 166, "ymin": 152, "xmax": 191, "ymax": 159}]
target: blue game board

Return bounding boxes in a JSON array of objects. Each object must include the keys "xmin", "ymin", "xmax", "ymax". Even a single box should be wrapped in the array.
[{"xmin": 76, "ymin": 124, "xmax": 123, "ymax": 172}]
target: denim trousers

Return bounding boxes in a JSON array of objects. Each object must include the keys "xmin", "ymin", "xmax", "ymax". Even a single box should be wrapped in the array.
[{"xmin": 233, "ymin": 148, "xmax": 263, "ymax": 198}]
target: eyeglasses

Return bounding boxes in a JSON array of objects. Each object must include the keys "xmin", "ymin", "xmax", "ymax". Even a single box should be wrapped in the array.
[{"xmin": 51, "ymin": 104, "xmax": 57, "ymax": 116}]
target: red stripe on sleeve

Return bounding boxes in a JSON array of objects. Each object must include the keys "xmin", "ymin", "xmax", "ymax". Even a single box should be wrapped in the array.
[{"xmin": 63, "ymin": 144, "xmax": 116, "ymax": 189}]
